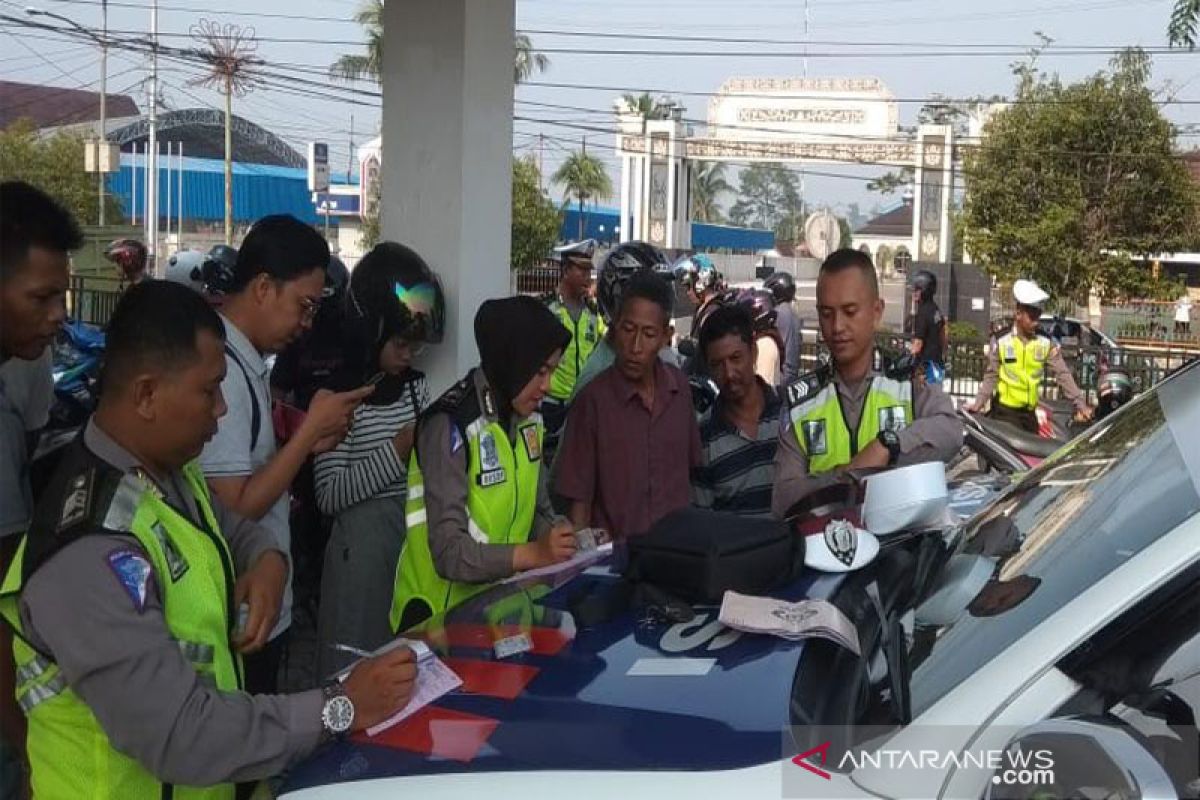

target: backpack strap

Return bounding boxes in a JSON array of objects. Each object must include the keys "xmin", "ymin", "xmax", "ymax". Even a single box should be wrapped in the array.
[{"xmin": 224, "ymin": 345, "xmax": 261, "ymax": 452}]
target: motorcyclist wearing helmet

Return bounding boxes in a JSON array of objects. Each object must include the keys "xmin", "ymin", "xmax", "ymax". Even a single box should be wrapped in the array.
[
  {"xmin": 313, "ymin": 243, "xmax": 432, "ymax": 678},
  {"xmin": 764, "ymin": 270, "xmax": 801, "ymax": 381},
  {"xmin": 540, "ymin": 239, "xmax": 604, "ymax": 464},
  {"xmin": 163, "ymin": 249, "xmax": 208, "ymax": 294},
  {"xmin": 568, "ymin": 241, "xmax": 680, "ymax": 402},
  {"xmin": 104, "ymin": 238, "xmax": 148, "ymax": 288},
  {"xmin": 736, "ymin": 288, "xmax": 784, "ymax": 386},
  {"xmin": 909, "ymin": 269, "xmax": 948, "ymax": 385},
  {"xmin": 772, "ymin": 249, "xmax": 962, "ymax": 516},
  {"xmin": 965, "ymin": 279, "xmax": 1092, "ymax": 432},
  {"xmin": 692, "ymin": 303, "xmax": 785, "ymax": 518},
  {"xmin": 200, "ymin": 244, "xmax": 239, "ymax": 307}
]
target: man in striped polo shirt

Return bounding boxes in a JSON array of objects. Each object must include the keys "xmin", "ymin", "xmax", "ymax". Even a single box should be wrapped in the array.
[{"xmin": 691, "ymin": 304, "xmax": 785, "ymax": 518}]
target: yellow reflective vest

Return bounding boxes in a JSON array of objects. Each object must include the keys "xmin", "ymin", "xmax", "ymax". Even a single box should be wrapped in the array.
[
  {"xmin": 995, "ymin": 332, "xmax": 1052, "ymax": 411},
  {"xmin": 0, "ymin": 447, "xmax": 242, "ymax": 800},
  {"xmin": 546, "ymin": 295, "xmax": 604, "ymax": 402}
]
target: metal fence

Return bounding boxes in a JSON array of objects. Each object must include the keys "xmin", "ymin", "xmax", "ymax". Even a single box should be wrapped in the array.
[
  {"xmin": 1099, "ymin": 300, "xmax": 1200, "ymax": 349},
  {"xmin": 66, "ymin": 275, "xmax": 122, "ymax": 327},
  {"xmin": 794, "ymin": 330, "xmax": 1195, "ymax": 404}
]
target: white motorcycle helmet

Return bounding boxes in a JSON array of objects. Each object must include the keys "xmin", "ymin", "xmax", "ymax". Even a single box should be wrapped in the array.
[{"xmin": 164, "ymin": 250, "xmax": 207, "ymax": 293}]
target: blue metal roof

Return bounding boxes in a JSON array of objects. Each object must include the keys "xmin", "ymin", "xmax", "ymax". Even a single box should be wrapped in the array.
[
  {"xmin": 560, "ymin": 204, "xmax": 774, "ymax": 252},
  {"xmin": 107, "ymin": 154, "xmax": 352, "ymax": 225}
]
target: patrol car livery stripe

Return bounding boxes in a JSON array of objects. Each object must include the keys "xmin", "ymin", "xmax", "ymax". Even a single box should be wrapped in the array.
[
  {"xmin": 442, "ymin": 657, "xmax": 541, "ymax": 701},
  {"xmin": 352, "ymin": 705, "xmax": 499, "ymax": 763},
  {"xmin": 435, "ymin": 624, "xmax": 571, "ymax": 657}
]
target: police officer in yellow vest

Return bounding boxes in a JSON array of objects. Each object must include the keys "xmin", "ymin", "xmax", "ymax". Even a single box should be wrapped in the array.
[
  {"xmin": 966, "ymin": 279, "xmax": 1092, "ymax": 433},
  {"xmin": 541, "ymin": 240, "xmax": 605, "ymax": 462},
  {"xmin": 0, "ymin": 282, "xmax": 417, "ymax": 799},
  {"xmin": 392, "ymin": 295, "xmax": 579, "ymax": 633},
  {"xmin": 771, "ymin": 249, "xmax": 963, "ymax": 517}
]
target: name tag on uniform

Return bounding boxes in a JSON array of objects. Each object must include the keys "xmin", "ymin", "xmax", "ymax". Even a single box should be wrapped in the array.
[
  {"xmin": 477, "ymin": 468, "xmax": 507, "ymax": 487},
  {"xmin": 878, "ymin": 406, "xmax": 909, "ymax": 433},
  {"xmin": 803, "ymin": 420, "xmax": 827, "ymax": 455},
  {"xmin": 520, "ymin": 425, "xmax": 541, "ymax": 462}
]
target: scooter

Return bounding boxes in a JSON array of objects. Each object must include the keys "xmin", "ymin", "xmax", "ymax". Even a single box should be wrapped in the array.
[{"xmin": 48, "ymin": 319, "xmax": 105, "ymax": 430}]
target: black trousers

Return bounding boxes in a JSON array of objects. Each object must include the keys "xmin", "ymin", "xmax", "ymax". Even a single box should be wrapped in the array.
[
  {"xmin": 989, "ymin": 402, "xmax": 1039, "ymax": 433},
  {"xmin": 243, "ymin": 630, "xmax": 290, "ymax": 695}
]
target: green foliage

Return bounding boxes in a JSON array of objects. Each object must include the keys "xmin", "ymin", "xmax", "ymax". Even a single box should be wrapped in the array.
[
  {"xmin": 962, "ymin": 48, "xmax": 1200, "ymax": 304},
  {"xmin": 866, "ymin": 166, "xmax": 914, "ymax": 196},
  {"xmin": 552, "ymin": 151, "xmax": 612, "ymax": 239},
  {"xmin": 0, "ymin": 120, "xmax": 121, "ymax": 226},
  {"xmin": 620, "ymin": 92, "xmax": 679, "ymax": 126},
  {"xmin": 511, "ymin": 157, "xmax": 562, "ymax": 270},
  {"xmin": 690, "ymin": 162, "xmax": 732, "ymax": 224},
  {"xmin": 1169, "ymin": 0, "xmax": 1200, "ymax": 47},
  {"xmin": 358, "ymin": 176, "xmax": 381, "ymax": 250},
  {"xmin": 729, "ymin": 163, "xmax": 803, "ymax": 241},
  {"xmin": 515, "ymin": 34, "xmax": 550, "ymax": 84},
  {"xmin": 837, "ymin": 217, "xmax": 853, "ymax": 250},
  {"xmin": 947, "ymin": 320, "xmax": 983, "ymax": 345}
]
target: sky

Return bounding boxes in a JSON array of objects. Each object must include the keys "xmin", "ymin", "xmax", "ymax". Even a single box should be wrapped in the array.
[{"xmin": 2, "ymin": 0, "xmax": 1198, "ymax": 222}]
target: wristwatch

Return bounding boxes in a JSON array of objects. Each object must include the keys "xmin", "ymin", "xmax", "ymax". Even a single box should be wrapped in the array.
[
  {"xmin": 876, "ymin": 429, "xmax": 901, "ymax": 466},
  {"xmin": 321, "ymin": 681, "xmax": 355, "ymax": 738}
]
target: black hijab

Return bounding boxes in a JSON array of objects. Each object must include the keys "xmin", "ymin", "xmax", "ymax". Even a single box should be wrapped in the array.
[{"xmin": 474, "ymin": 296, "xmax": 571, "ymax": 424}]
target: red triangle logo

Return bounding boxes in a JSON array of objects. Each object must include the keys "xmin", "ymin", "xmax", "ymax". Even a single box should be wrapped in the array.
[{"xmin": 791, "ymin": 741, "xmax": 832, "ymax": 780}]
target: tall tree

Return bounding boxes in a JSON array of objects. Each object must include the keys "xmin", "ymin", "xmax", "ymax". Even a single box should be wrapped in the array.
[
  {"xmin": 620, "ymin": 92, "xmax": 679, "ymax": 132},
  {"xmin": 514, "ymin": 33, "xmax": 550, "ymax": 84},
  {"xmin": 329, "ymin": 0, "xmax": 383, "ymax": 82},
  {"xmin": 0, "ymin": 120, "xmax": 121, "ymax": 225},
  {"xmin": 330, "ymin": 3, "xmax": 550, "ymax": 85},
  {"xmin": 962, "ymin": 48, "xmax": 1200, "ymax": 303},
  {"xmin": 552, "ymin": 151, "xmax": 612, "ymax": 240},
  {"xmin": 1169, "ymin": 0, "xmax": 1200, "ymax": 47},
  {"xmin": 690, "ymin": 162, "xmax": 732, "ymax": 223},
  {"xmin": 512, "ymin": 157, "xmax": 562, "ymax": 269},
  {"xmin": 729, "ymin": 163, "xmax": 802, "ymax": 241}
]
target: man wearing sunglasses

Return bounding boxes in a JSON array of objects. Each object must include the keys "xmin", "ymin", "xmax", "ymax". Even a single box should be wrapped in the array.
[
  {"xmin": 966, "ymin": 279, "xmax": 1092, "ymax": 432},
  {"xmin": 200, "ymin": 215, "xmax": 372, "ymax": 697}
]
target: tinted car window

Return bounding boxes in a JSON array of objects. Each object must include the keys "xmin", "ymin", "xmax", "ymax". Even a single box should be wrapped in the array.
[{"xmin": 908, "ymin": 368, "xmax": 1200, "ymax": 716}]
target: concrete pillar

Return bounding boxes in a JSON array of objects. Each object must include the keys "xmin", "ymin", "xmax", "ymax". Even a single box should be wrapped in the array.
[{"xmin": 381, "ymin": 0, "xmax": 515, "ymax": 395}]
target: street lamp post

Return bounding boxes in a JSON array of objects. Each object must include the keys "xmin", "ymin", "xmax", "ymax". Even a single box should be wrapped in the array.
[{"xmin": 26, "ymin": 4, "xmax": 109, "ymax": 226}]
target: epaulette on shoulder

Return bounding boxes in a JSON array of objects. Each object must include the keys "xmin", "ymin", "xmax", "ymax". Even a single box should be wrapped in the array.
[{"xmin": 784, "ymin": 363, "xmax": 832, "ymax": 409}]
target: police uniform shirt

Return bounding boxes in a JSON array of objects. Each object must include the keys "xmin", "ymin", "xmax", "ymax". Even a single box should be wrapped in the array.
[
  {"xmin": 416, "ymin": 369, "xmax": 563, "ymax": 583},
  {"xmin": 770, "ymin": 367, "xmax": 963, "ymax": 518},
  {"xmin": 15, "ymin": 418, "xmax": 323, "ymax": 786},
  {"xmin": 971, "ymin": 328, "xmax": 1087, "ymax": 413}
]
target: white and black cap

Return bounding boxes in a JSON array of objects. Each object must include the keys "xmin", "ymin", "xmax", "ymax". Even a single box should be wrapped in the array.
[{"xmin": 804, "ymin": 518, "xmax": 880, "ymax": 573}]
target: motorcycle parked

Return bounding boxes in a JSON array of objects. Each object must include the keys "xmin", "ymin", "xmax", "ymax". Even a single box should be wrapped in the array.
[{"xmin": 48, "ymin": 319, "xmax": 105, "ymax": 430}]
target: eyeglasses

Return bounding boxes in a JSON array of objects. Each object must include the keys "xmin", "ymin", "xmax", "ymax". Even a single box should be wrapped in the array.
[{"xmin": 299, "ymin": 295, "xmax": 322, "ymax": 322}]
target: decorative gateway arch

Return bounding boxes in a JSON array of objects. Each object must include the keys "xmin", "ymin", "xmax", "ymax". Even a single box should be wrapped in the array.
[{"xmin": 616, "ymin": 77, "xmax": 956, "ymax": 262}]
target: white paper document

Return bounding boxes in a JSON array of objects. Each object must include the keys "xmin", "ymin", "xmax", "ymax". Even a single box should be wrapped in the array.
[
  {"xmin": 717, "ymin": 591, "xmax": 861, "ymax": 656},
  {"xmin": 336, "ymin": 638, "xmax": 463, "ymax": 737},
  {"xmin": 501, "ymin": 540, "xmax": 613, "ymax": 584}
]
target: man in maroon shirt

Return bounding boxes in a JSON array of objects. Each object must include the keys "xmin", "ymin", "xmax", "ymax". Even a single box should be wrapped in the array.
[{"xmin": 556, "ymin": 272, "xmax": 702, "ymax": 539}]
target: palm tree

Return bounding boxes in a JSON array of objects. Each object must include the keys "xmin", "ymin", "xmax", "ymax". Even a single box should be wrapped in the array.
[
  {"xmin": 329, "ymin": 0, "xmax": 384, "ymax": 82},
  {"xmin": 1171, "ymin": 0, "xmax": 1200, "ymax": 46},
  {"xmin": 690, "ymin": 162, "xmax": 732, "ymax": 224},
  {"xmin": 515, "ymin": 33, "xmax": 550, "ymax": 83},
  {"xmin": 552, "ymin": 152, "xmax": 612, "ymax": 239},
  {"xmin": 621, "ymin": 92, "xmax": 679, "ymax": 132},
  {"xmin": 330, "ymin": 3, "xmax": 550, "ymax": 84}
]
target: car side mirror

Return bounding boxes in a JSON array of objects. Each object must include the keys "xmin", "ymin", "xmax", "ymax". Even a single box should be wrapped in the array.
[{"xmin": 984, "ymin": 717, "xmax": 1179, "ymax": 800}]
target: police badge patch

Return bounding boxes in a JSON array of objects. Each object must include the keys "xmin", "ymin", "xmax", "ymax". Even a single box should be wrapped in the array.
[
  {"xmin": 802, "ymin": 419, "xmax": 827, "ymax": 455},
  {"xmin": 479, "ymin": 431, "xmax": 501, "ymax": 471},
  {"xmin": 824, "ymin": 519, "xmax": 858, "ymax": 567},
  {"xmin": 150, "ymin": 521, "xmax": 189, "ymax": 582},
  {"xmin": 107, "ymin": 549, "xmax": 152, "ymax": 613},
  {"xmin": 520, "ymin": 425, "xmax": 541, "ymax": 462},
  {"xmin": 58, "ymin": 470, "xmax": 94, "ymax": 532},
  {"xmin": 878, "ymin": 406, "xmax": 909, "ymax": 433}
]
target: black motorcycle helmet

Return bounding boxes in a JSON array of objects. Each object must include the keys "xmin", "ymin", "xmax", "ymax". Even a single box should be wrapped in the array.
[
  {"xmin": 201, "ymin": 244, "xmax": 239, "ymax": 296},
  {"xmin": 912, "ymin": 269, "xmax": 937, "ymax": 301},
  {"xmin": 104, "ymin": 238, "xmax": 148, "ymax": 283},
  {"xmin": 348, "ymin": 241, "xmax": 446, "ymax": 345},
  {"xmin": 1096, "ymin": 371, "xmax": 1133, "ymax": 420},
  {"xmin": 597, "ymin": 240, "xmax": 670, "ymax": 323},
  {"xmin": 323, "ymin": 254, "xmax": 350, "ymax": 300},
  {"xmin": 735, "ymin": 288, "xmax": 778, "ymax": 334},
  {"xmin": 763, "ymin": 270, "xmax": 796, "ymax": 304}
]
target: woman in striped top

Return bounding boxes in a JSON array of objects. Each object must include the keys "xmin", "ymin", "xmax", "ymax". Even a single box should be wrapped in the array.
[{"xmin": 314, "ymin": 258, "xmax": 430, "ymax": 678}]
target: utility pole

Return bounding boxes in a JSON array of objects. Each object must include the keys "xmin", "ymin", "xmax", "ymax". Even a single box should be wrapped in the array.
[
  {"xmin": 147, "ymin": 0, "xmax": 159, "ymax": 270},
  {"xmin": 224, "ymin": 73, "xmax": 233, "ymax": 245},
  {"xmin": 538, "ymin": 133, "xmax": 545, "ymax": 190},
  {"xmin": 347, "ymin": 114, "xmax": 355, "ymax": 183},
  {"xmin": 99, "ymin": 0, "xmax": 108, "ymax": 226}
]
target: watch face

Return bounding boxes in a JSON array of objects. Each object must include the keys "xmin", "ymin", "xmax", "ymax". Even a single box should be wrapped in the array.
[{"xmin": 322, "ymin": 694, "xmax": 355, "ymax": 734}]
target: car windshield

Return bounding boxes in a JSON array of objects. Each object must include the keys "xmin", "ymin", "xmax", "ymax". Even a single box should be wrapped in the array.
[{"xmin": 908, "ymin": 361, "xmax": 1200, "ymax": 716}]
